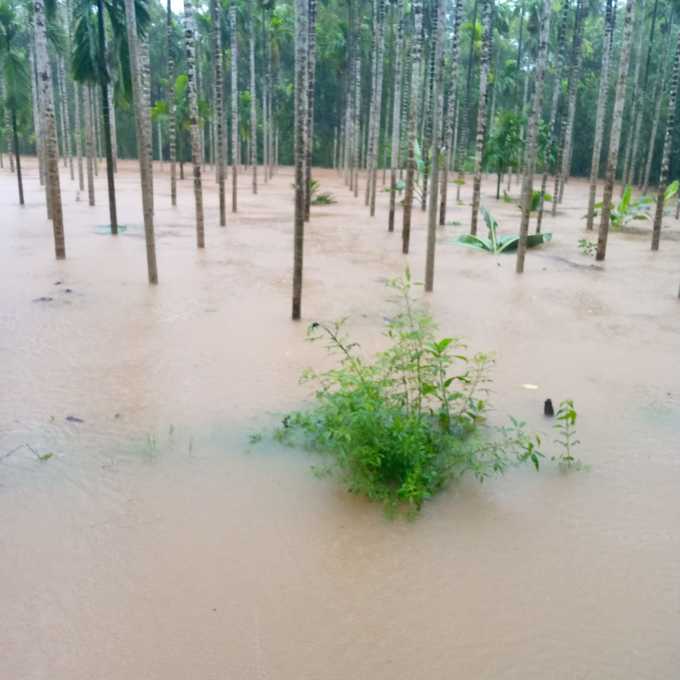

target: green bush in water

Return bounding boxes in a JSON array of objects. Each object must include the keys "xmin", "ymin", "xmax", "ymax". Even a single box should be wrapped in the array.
[{"xmin": 277, "ymin": 272, "xmax": 546, "ymax": 516}]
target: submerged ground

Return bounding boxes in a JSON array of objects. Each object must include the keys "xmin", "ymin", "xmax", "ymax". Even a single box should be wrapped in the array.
[{"xmin": 2, "ymin": 158, "xmax": 679, "ymax": 679}]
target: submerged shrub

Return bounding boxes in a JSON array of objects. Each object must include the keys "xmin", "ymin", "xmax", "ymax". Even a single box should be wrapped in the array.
[{"xmin": 278, "ymin": 272, "xmax": 548, "ymax": 516}]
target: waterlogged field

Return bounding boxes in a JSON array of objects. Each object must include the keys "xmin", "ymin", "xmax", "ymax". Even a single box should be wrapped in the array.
[{"xmin": 2, "ymin": 159, "xmax": 680, "ymax": 679}]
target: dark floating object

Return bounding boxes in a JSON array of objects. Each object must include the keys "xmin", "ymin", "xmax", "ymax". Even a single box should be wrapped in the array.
[
  {"xmin": 64, "ymin": 288, "xmax": 73, "ymax": 294},
  {"xmin": 544, "ymin": 399, "xmax": 554, "ymax": 417},
  {"xmin": 65, "ymin": 416, "xmax": 84, "ymax": 423},
  {"xmin": 32, "ymin": 296, "xmax": 53, "ymax": 303},
  {"xmin": 54, "ymin": 281, "xmax": 62, "ymax": 286}
]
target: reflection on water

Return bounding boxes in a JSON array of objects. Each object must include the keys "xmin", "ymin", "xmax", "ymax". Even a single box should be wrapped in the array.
[{"xmin": 1, "ymin": 160, "xmax": 679, "ymax": 679}]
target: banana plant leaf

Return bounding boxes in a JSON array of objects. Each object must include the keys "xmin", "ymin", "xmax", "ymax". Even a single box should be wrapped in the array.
[
  {"xmin": 454, "ymin": 232, "xmax": 552, "ymax": 253},
  {"xmin": 453, "ymin": 206, "xmax": 552, "ymax": 253}
]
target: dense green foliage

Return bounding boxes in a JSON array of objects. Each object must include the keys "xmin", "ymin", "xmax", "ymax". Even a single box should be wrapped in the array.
[{"xmin": 3, "ymin": 0, "xmax": 680, "ymax": 188}]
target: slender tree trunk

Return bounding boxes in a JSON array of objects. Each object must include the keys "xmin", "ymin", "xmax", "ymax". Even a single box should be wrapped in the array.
[
  {"xmin": 0, "ymin": 75, "xmax": 8, "ymax": 172},
  {"xmin": 537, "ymin": 0, "xmax": 570, "ymax": 232},
  {"xmin": 401, "ymin": 0, "xmax": 422, "ymax": 254},
  {"xmin": 167, "ymin": 0, "xmax": 177, "ymax": 207},
  {"xmin": 10, "ymin": 105, "xmax": 24, "ymax": 205},
  {"xmin": 261, "ymin": 8, "xmax": 268, "ymax": 182},
  {"xmin": 470, "ymin": 0, "xmax": 493, "ymax": 236},
  {"xmin": 58, "ymin": 58, "xmax": 74, "ymax": 180},
  {"xmin": 642, "ymin": 54, "xmax": 670, "ymax": 194},
  {"xmin": 621, "ymin": 22, "xmax": 644, "ymax": 192},
  {"xmin": 586, "ymin": 0, "xmax": 614, "ymax": 230},
  {"xmin": 424, "ymin": 0, "xmax": 445, "ymax": 292},
  {"xmin": 108, "ymin": 83, "xmax": 118, "ymax": 173},
  {"xmin": 230, "ymin": 4, "xmax": 238, "ymax": 212},
  {"xmin": 211, "ymin": 0, "xmax": 226, "ymax": 224},
  {"xmin": 124, "ymin": 0, "xmax": 158, "ymax": 283},
  {"xmin": 57, "ymin": 60, "xmax": 67, "ymax": 168},
  {"xmin": 140, "ymin": 40, "xmax": 153, "ymax": 213},
  {"xmin": 85, "ymin": 85, "xmax": 95, "ymax": 205},
  {"xmin": 420, "ymin": 23, "xmax": 435, "ymax": 212},
  {"xmin": 556, "ymin": 0, "xmax": 585, "ymax": 204},
  {"xmin": 292, "ymin": 0, "xmax": 308, "ymax": 320},
  {"xmin": 352, "ymin": 56, "xmax": 361, "ymax": 197},
  {"xmin": 96, "ymin": 0, "xmax": 118, "ymax": 234},
  {"xmin": 249, "ymin": 1, "xmax": 257, "ymax": 193},
  {"xmin": 28, "ymin": 49, "xmax": 44, "ymax": 185},
  {"xmin": 651, "ymin": 30, "xmax": 680, "ymax": 250},
  {"xmin": 388, "ymin": 0, "xmax": 404, "ymax": 232},
  {"xmin": 184, "ymin": 0, "xmax": 205, "ymax": 248},
  {"xmin": 92, "ymin": 91, "xmax": 100, "ymax": 175},
  {"xmin": 73, "ymin": 85, "xmax": 84, "ymax": 192},
  {"xmin": 637, "ymin": 0, "xmax": 661, "ymax": 188},
  {"xmin": 369, "ymin": 0, "xmax": 386, "ymax": 217},
  {"xmin": 457, "ymin": 0, "xmax": 479, "ymax": 198},
  {"xmin": 34, "ymin": 0, "xmax": 65, "ymax": 259},
  {"xmin": 0, "ymin": 74, "xmax": 5, "ymax": 171},
  {"xmin": 439, "ymin": 0, "xmax": 463, "ymax": 226},
  {"xmin": 304, "ymin": 0, "xmax": 317, "ymax": 220},
  {"xmin": 596, "ymin": 0, "xmax": 635, "ymax": 261},
  {"xmin": 515, "ymin": 0, "xmax": 551, "ymax": 273}
]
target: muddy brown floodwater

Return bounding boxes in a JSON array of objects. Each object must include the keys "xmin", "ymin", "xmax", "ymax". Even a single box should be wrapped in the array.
[{"xmin": 1, "ymin": 158, "xmax": 680, "ymax": 679}]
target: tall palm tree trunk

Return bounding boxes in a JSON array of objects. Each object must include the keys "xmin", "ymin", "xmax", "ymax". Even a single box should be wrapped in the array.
[
  {"xmin": 420, "ymin": 26, "xmax": 434, "ymax": 212},
  {"xmin": 292, "ymin": 0, "xmax": 308, "ymax": 321},
  {"xmin": 85, "ymin": 85, "xmax": 96, "ymax": 205},
  {"xmin": 470, "ymin": 0, "xmax": 493, "ymax": 236},
  {"xmin": 401, "ymin": 0, "xmax": 422, "ymax": 254},
  {"xmin": 303, "ymin": 0, "xmax": 317, "ymax": 220},
  {"xmin": 184, "ymin": 0, "xmax": 205, "ymax": 248},
  {"xmin": 92, "ymin": 91, "xmax": 100, "ymax": 175},
  {"xmin": 585, "ymin": 0, "xmax": 614, "ymax": 230},
  {"xmin": 96, "ymin": 0, "xmax": 118, "ymax": 234},
  {"xmin": 642, "ymin": 43, "xmax": 672, "ymax": 195},
  {"xmin": 424, "ymin": 0, "xmax": 445, "ymax": 292},
  {"xmin": 123, "ymin": 0, "xmax": 158, "ymax": 283},
  {"xmin": 596, "ymin": 0, "xmax": 635, "ymax": 262},
  {"xmin": 230, "ymin": 4, "xmax": 238, "ymax": 213},
  {"xmin": 537, "ymin": 0, "xmax": 570, "ymax": 232},
  {"xmin": 352, "ymin": 56, "xmax": 361, "ymax": 197},
  {"xmin": 515, "ymin": 0, "xmax": 551, "ymax": 274},
  {"xmin": 108, "ymin": 83, "xmax": 117, "ymax": 173},
  {"xmin": 621, "ymin": 22, "xmax": 644, "ymax": 192},
  {"xmin": 388, "ymin": 0, "xmax": 404, "ymax": 233},
  {"xmin": 166, "ymin": 0, "xmax": 177, "ymax": 206},
  {"xmin": 651, "ymin": 30, "xmax": 680, "ymax": 251},
  {"xmin": 28, "ymin": 48, "xmax": 43, "ymax": 185},
  {"xmin": 34, "ymin": 0, "xmax": 65, "ymax": 259},
  {"xmin": 10, "ymin": 105, "xmax": 24, "ymax": 205},
  {"xmin": 140, "ymin": 40, "xmax": 153, "ymax": 213},
  {"xmin": 58, "ymin": 58, "xmax": 74, "ymax": 180},
  {"xmin": 249, "ymin": 2, "xmax": 257, "ymax": 194},
  {"xmin": 456, "ymin": 0, "xmax": 479, "ymax": 199},
  {"xmin": 556, "ymin": 0, "xmax": 585, "ymax": 204},
  {"xmin": 438, "ymin": 0, "xmax": 462, "ymax": 226},
  {"xmin": 73, "ymin": 83, "xmax": 84, "ymax": 192},
  {"xmin": 0, "ymin": 76, "xmax": 8, "ymax": 172},
  {"xmin": 369, "ymin": 0, "xmax": 386, "ymax": 217},
  {"xmin": 211, "ymin": 0, "xmax": 226, "ymax": 224}
]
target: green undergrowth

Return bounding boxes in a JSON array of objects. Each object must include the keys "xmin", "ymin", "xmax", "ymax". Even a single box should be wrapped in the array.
[{"xmin": 274, "ymin": 272, "xmax": 583, "ymax": 517}]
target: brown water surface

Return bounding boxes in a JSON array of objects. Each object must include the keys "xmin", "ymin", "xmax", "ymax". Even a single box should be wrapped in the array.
[{"xmin": 1, "ymin": 159, "xmax": 679, "ymax": 679}]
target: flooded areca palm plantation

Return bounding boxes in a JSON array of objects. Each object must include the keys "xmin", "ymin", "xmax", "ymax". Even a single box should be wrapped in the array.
[{"xmin": 2, "ymin": 158, "xmax": 679, "ymax": 678}]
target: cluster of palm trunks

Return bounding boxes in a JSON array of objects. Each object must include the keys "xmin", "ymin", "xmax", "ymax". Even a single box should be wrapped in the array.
[{"xmin": 1, "ymin": 0, "xmax": 679, "ymax": 308}]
